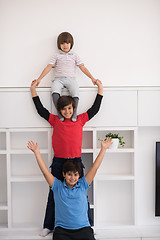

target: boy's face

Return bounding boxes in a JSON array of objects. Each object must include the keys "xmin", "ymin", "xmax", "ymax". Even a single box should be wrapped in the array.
[
  {"xmin": 63, "ymin": 171, "xmax": 80, "ymax": 188},
  {"xmin": 60, "ymin": 42, "xmax": 71, "ymax": 53},
  {"xmin": 60, "ymin": 103, "xmax": 74, "ymax": 119}
]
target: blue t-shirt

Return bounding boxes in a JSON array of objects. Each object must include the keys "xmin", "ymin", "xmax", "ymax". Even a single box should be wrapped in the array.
[{"xmin": 51, "ymin": 176, "xmax": 90, "ymax": 229}]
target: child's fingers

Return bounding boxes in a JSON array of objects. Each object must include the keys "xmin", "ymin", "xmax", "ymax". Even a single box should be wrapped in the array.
[{"xmin": 27, "ymin": 140, "xmax": 35, "ymax": 148}]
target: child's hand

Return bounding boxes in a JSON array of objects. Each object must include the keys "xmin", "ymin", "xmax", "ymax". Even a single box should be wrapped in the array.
[
  {"xmin": 27, "ymin": 140, "xmax": 39, "ymax": 153},
  {"xmin": 94, "ymin": 79, "xmax": 102, "ymax": 86},
  {"xmin": 92, "ymin": 78, "xmax": 102, "ymax": 85},
  {"xmin": 36, "ymin": 79, "xmax": 40, "ymax": 86},
  {"xmin": 30, "ymin": 80, "xmax": 37, "ymax": 89},
  {"xmin": 32, "ymin": 79, "xmax": 40, "ymax": 87},
  {"xmin": 101, "ymin": 137, "xmax": 112, "ymax": 150},
  {"xmin": 91, "ymin": 78, "xmax": 97, "ymax": 85}
]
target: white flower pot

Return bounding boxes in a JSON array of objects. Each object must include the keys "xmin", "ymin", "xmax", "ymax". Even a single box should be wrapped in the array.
[{"xmin": 109, "ymin": 138, "xmax": 119, "ymax": 149}]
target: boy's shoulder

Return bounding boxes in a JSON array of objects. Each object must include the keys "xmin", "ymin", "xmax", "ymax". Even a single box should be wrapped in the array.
[
  {"xmin": 78, "ymin": 176, "xmax": 90, "ymax": 190},
  {"xmin": 77, "ymin": 112, "xmax": 89, "ymax": 124}
]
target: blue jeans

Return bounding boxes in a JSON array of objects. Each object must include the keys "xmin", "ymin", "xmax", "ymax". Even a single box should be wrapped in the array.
[{"xmin": 43, "ymin": 157, "xmax": 93, "ymax": 230}]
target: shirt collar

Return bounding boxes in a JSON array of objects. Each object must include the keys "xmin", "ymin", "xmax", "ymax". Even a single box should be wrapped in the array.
[{"xmin": 59, "ymin": 50, "xmax": 73, "ymax": 55}]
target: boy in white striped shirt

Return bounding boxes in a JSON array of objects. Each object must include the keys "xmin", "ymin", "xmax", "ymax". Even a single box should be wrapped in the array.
[{"xmin": 34, "ymin": 32, "xmax": 101, "ymax": 121}]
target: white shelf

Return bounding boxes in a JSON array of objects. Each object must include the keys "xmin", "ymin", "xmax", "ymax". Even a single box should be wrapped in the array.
[
  {"xmin": 96, "ymin": 221, "xmax": 135, "ymax": 229},
  {"xmin": 96, "ymin": 174, "xmax": 135, "ymax": 181},
  {"xmin": 10, "ymin": 149, "xmax": 49, "ymax": 154},
  {"xmin": 0, "ymin": 203, "xmax": 8, "ymax": 210},
  {"xmin": 82, "ymin": 148, "xmax": 93, "ymax": 153},
  {"xmin": 0, "ymin": 124, "xmax": 137, "ymax": 234},
  {"xmin": 97, "ymin": 148, "xmax": 135, "ymax": 153},
  {"xmin": 0, "ymin": 150, "xmax": 7, "ymax": 154},
  {"xmin": 10, "ymin": 176, "xmax": 45, "ymax": 182}
]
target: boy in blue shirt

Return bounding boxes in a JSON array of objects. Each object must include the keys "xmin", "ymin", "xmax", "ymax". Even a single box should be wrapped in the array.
[{"xmin": 27, "ymin": 138, "xmax": 112, "ymax": 240}]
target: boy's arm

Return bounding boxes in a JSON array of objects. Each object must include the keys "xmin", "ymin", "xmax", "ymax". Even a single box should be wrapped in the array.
[
  {"xmin": 85, "ymin": 138, "xmax": 112, "ymax": 185},
  {"xmin": 30, "ymin": 80, "xmax": 50, "ymax": 121},
  {"xmin": 27, "ymin": 141, "xmax": 54, "ymax": 187},
  {"xmin": 79, "ymin": 65, "xmax": 101, "ymax": 85},
  {"xmin": 87, "ymin": 80, "xmax": 103, "ymax": 120},
  {"xmin": 34, "ymin": 64, "xmax": 53, "ymax": 86}
]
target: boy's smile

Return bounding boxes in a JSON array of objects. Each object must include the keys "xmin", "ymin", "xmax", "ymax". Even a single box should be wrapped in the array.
[
  {"xmin": 60, "ymin": 104, "xmax": 74, "ymax": 119},
  {"xmin": 63, "ymin": 171, "xmax": 80, "ymax": 189}
]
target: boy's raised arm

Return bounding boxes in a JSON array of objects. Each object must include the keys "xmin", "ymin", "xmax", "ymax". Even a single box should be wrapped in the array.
[
  {"xmin": 87, "ymin": 80, "xmax": 103, "ymax": 120},
  {"xmin": 27, "ymin": 141, "xmax": 54, "ymax": 187},
  {"xmin": 30, "ymin": 80, "xmax": 38, "ymax": 97},
  {"xmin": 30, "ymin": 80, "xmax": 50, "ymax": 121},
  {"xmin": 34, "ymin": 64, "xmax": 53, "ymax": 86},
  {"xmin": 96, "ymin": 80, "xmax": 103, "ymax": 96},
  {"xmin": 85, "ymin": 138, "xmax": 112, "ymax": 186}
]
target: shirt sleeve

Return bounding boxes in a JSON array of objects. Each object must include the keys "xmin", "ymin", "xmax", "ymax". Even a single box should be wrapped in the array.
[
  {"xmin": 75, "ymin": 53, "xmax": 84, "ymax": 66},
  {"xmin": 48, "ymin": 54, "xmax": 57, "ymax": 66},
  {"xmin": 51, "ymin": 178, "xmax": 60, "ymax": 192},
  {"xmin": 87, "ymin": 94, "xmax": 103, "ymax": 120},
  {"xmin": 32, "ymin": 96, "xmax": 50, "ymax": 121},
  {"xmin": 78, "ymin": 112, "xmax": 89, "ymax": 126},
  {"xmin": 81, "ymin": 176, "xmax": 90, "ymax": 191}
]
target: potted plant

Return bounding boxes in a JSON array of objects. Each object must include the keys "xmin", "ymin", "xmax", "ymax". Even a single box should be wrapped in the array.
[{"xmin": 100, "ymin": 132, "xmax": 125, "ymax": 149}]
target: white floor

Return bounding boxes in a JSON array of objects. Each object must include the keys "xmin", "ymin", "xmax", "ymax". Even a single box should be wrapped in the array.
[{"xmin": 1, "ymin": 227, "xmax": 160, "ymax": 240}]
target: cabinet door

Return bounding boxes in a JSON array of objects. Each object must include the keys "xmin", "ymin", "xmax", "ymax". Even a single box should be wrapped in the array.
[
  {"xmin": 0, "ymin": 91, "xmax": 51, "ymax": 128},
  {"xmin": 138, "ymin": 91, "xmax": 160, "ymax": 126},
  {"xmin": 78, "ymin": 90, "xmax": 137, "ymax": 127}
]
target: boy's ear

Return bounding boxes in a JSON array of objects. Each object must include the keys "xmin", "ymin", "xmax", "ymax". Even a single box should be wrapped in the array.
[{"xmin": 62, "ymin": 172, "xmax": 66, "ymax": 178}]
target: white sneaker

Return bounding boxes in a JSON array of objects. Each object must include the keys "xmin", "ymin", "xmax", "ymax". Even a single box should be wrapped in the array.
[{"xmin": 39, "ymin": 228, "xmax": 52, "ymax": 237}]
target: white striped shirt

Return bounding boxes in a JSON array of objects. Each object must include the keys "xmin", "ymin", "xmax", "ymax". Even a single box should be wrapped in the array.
[{"xmin": 48, "ymin": 50, "xmax": 84, "ymax": 77}]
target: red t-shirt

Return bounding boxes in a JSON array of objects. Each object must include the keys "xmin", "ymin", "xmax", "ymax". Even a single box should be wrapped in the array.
[{"xmin": 48, "ymin": 112, "xmax": 89, "ymax": 158}]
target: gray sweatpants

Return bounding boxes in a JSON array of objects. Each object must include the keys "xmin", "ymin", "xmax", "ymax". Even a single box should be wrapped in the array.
[{"xmin": 51, "ymin": 77, "xmax": 79, "ymax": 98}]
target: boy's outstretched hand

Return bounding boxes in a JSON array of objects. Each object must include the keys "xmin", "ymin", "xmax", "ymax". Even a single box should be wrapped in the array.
[
  {"xmin": 27, "ymin": 140, "xmax": 39, "ymax": 153},
  {"xmin": 101, "ymin": 137, "xmax": 113, "ymax": 150},
  {"xmin": 92, "ymin": 78, "xmax": 102, "ymax": 85},
  {"xmin": 30, "ymin": 80, "xmax": 37, "ymax": 88},
  {"xmin": 94, "ymin": 79, "xmax": 103, "ymax": 95}
]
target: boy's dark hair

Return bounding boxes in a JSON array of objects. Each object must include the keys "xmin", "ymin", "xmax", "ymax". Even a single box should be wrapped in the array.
[
  {"xmin": 62, "ymin": 160, "xmax": 82, "ymax": 176},
  {"xmin": 57, "ymin": 95, "xmax": 75, "ymax": 112},
  {"xmin": 57, "ymin": 32, "xmax": 74, "ymax": 50}
]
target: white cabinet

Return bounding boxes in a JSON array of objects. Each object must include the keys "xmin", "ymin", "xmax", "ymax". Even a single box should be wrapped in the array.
[
  {"xmin": 94, "ymin": 127, "xmax": 137, "ymax": 229},
  {"xmin": 138, "ymin": 90, "xmax": 160, "ymax": 126},
  {"xmin": 0, "ymin": 128, "xmax": 52, "ymax": 229},
  {"xmin": 0, "ymin": 126, "xmax": 137, "ymax": 232},
  {"xmin": 0, "ymin": 88, "xmax": 137, "ymax": 128},
  {"xmin": 71, "ymin": 127, "xmax": 137, "ymax": 229},
  {"xmin": 79, "ymin": 89, "xmax": 137, "ymax": 127},
  {"xmin": 0, "ymin": 130, "xmax": 8, "ymax": 228},
  {"xmin": 0, "ymin": 90, "xmax": 52, "ymax": 128},
  {"xmin": 2, "ymin": 87, "xmax": 160, "ymax": 239}
]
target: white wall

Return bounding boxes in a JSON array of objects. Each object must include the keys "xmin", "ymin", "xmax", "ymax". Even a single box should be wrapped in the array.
[{"xmin": 1, "ymin": 0, "xmax": 160, "ymax": 87}]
